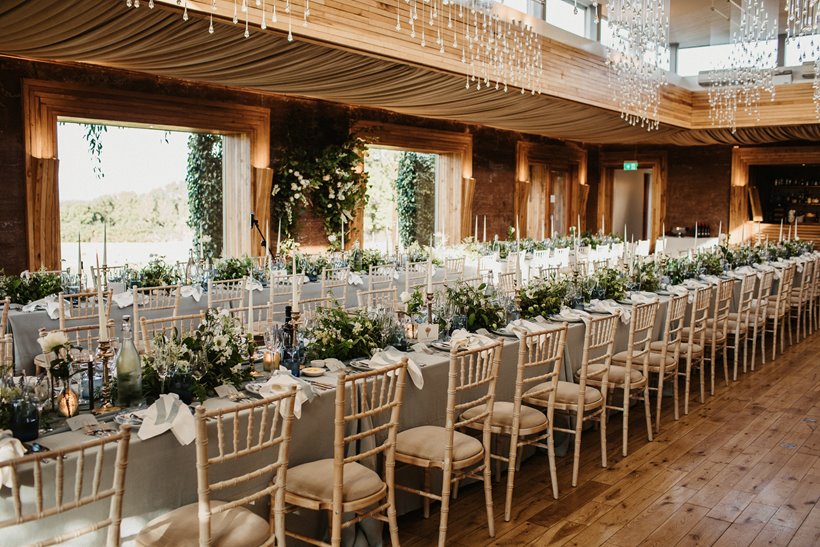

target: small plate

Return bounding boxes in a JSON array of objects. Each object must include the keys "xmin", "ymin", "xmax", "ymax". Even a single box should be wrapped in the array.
[
  {"xmin": 114, "ymin": 410, "xmax": 146, "ymax": 426},
  {"xmin": 430, "ymin": 341, "xmax": 451, "ymax": 352},
  {"xmin": 347, "ymin": 360, "xmax": 373, "ymax": 372},
  {"xmin": 301, "ymin": 367, "xmax": 326, "ymax": 377},
  {"xmin": 548, "ymin": 315, "xmax": 584, "ymax": 323},
  {"xmin": 491, "ymin": 328, "xmax": 517, "ymax": 337}
]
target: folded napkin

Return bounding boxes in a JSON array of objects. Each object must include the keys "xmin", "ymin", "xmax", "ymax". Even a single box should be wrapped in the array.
[
  {"xmin": 756, "ymin": 263, "xmax": 782, "ymax": 279},
  {"xmin": 734, "ymin": 266, "xmax": 756, "ymax": 275},
  {"xmin": 551, "ymin": 307, "xmax": 592, "ymax": 323},
  {"xmin": 246, "ymin": 278, "xmax": 264, "ymax": 292},
  {"xmin": 257, "ymin": 371, "xmax": 310, "ymax": 419},
  {"xmin": 348, "ymin": 272, "xmax": 364, "ymax": 286},
  {"xmin": 666, "ymin": 285, "xmax": 689, "ymax": 296},
  {"xmin": 700, "ymin": 275, "xmax": 722, "ymax": 285},
  {"xmin": 450, "ymin": 328, "xmax": 497, "ymax": 350},
  {"xmin": 22, "ymin": 294, "xmax": 62, "ymax": 319},
  {"xmin": 0, "ymin": 430, "xmax": 26, "ymax": 488},
  {"xmin": 309, "ymin": 358, "xmax": 346, "ymax": 372},
  {"xmin": 629, "ymin": 292, "xmax": 660, "ymax": 304},
  {"xmin": 683, "ymin": 279, "xmax": 709, "ymax": 289},
  {"xmin": 138, "ymin": 393, "xmax": 196, "ymax": 446},
  {"xmin": 180, "ymin": 285, "xmax": 203, "ymax": 302},
  {"xmin": 112, "ymin": 290, "xmax": 134, "ymax": 309},
  {"xmin": 507, "ymin": 318, "xmax": 562, "ymax": 337},
  {"xmin": 369, "ymin": 348, "xmax": 424, "ymax": 389},
  {"xmin": 410, "ymin": 342, "xmax": 434, "ymax": 355},
  {"xmin": 586, "ymin": 299, "xmax": 630, "ymax": 324}
]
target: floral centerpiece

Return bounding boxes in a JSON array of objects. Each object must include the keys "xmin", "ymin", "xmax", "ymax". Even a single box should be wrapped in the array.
[
  {"xmin": 520, "ymin": 276, "xmax": 569, "ymax": 318},
  {"xmin": 305, "ymin": 302, "xmax": 392, "ymax": 361},
  {"xmin": 628, "ymin": 262, "xmax": 660, "ymax": 293},
  {"xmin": 142, "ymin": 309, "xmax": 254, "ymax": 403},
  {"xmin": 0, "ymin": 385, "xmax": 22, "ymax": 430},
  {"xmin": 592, "ymin": 267, "xmax": 628, "ymax": 300},
  {"xmin": 300, "ymin": 254, "xmax": 330, "ymax": 282},
  {"xmin": 212, "ymin": 257, "xmax": 253, "ymax": 281},
  {"xmin": 36, "ymin": 331, "xmax": 85, "ymax": 416},
  {"xmin": 443, "ymin": 281, "xmax": 504, "ymax": 332},
  {"xmin": 0, "ymin": 269, "xmax": 62, "ymax": 305},
  {"xmin": 139, "ymin": 258, "xmax": 179, "ymax": 287}
]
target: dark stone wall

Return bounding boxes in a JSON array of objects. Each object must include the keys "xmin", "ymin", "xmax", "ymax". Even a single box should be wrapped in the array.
[{"xmin": 665, "ymin": 146, "xmax": 733, "ymax": 234}]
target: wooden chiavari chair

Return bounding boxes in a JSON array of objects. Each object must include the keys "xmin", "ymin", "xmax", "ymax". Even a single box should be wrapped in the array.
[
  {"xmin": 405, "ymin": 261, "xmax": 428, "ymax": 288},
  {"xmin": 395, "ymin": 341, "xmax": 503, "ymax": 547},
  {"xmin": 444, "ymin": 257, "xmax": 465, "ymax": 280},
  {"xmin": 132, "ymin": 284, "xmax": 181, "ymax": 341},
  {"xmin": 321, "ymin": 267, "xmax": 349, "ymax": 303},
  {"xmin": 599, "ymin": 301, "xmax": 659, "ymax": 456},
  {"xmin": 462, "ymin": 276, "xmax": 483, "ymax": 288},
  {"xmin": 0, "ymin": 332, "xmax": 13, "ymax": 376},
  {"xmin": 530, "ymin": 314, "xmax": 616, "ymax": 487},
  {"xmin": 726, "ymin": 273, "xmax": 756, "ymax": 380},
  {"xmin": 57, "ymin": 290, "xmax": 112, "ymax": 331},
  {"xmin": 462, "ymin": 325, "xmax": 567, "ymax": 520},
  {"xmin": 811, "ymin": 256, "xmax": 820, "ymax": 334},
  {"xmin": 477, "ymin": 255, "xmax": 495, "ymax": 278},
  {"xmin": 268, "ymin": 271, "xmax": 303, "ymax": 307},
  {"xmin": 647, "ymin": 294, "xmax": 687, "ymax": 432},
  {"xmin": 0, "ymin": 296, "xmax": 10, "ymax": 335},
  {"xmin": 505, "ymin": 252, "xmax": 521, "ymax": 274},
  {"xmin": 139, "ymin": 312, "xmax": 204, "ymax": 353},
  {"xmin": 749, "ymin": 269, "xmax": 774, "ymax": 369},
  {"xmin": 680, "ymin": 286, "xmax": 712, "ymax": 415},
  {"xmin": 227, "ymin": 301, "xmax": 277, "ymax": 335},
  {"xmin": 0, "ymin": 425, "xmax": 132, "ymax": 546},
  {"xmin": 207, "ymin": 278, "xmax": 246, "ymax": 310},
  {"xmin": 357, "ymin": 287, "xmax": 398, "ymax": 311},
  {"xmin": 285, "ymin": 362, "xmax": 408, "ymax": 547},
  {"xmin": 368, "ymin": 264, "xmax": 396, "ymax": 290},
  {"xmin": 764, "ymin": 264, "xmax": 795, "ymax": 360},
  {"xmin": 698, "ymin": 278, "xmax": 735, "ymax": 394},
  {"xmin": 788, "ymin": 259, "xmax": 815, "ymax": 343},
  {"xmin": 299, "ymin": 296, "xmax": 332, "ymax": 323},
  {"xmin": 496, "ymin": 272, "xmax": 517, "ymax": 298},
  {"xmin": 137, "ymin": 388, "xmax": 297, "ymax": 547}
]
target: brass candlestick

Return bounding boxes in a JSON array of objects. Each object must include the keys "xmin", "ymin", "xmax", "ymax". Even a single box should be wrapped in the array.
[
  {"xmin": 291, "ymin": 310, "xmax": 301, "ymax": 346},
  {"xmin": 101, "ymin": 264, "xmax": 109, "ymax": 293},
  {"xmin": 426, "ymin": 292, "xmax": 434, "ymax": 324},
  {"xmin": 92, "ymin": 339, "xmax": 120, "ymax": 415}
]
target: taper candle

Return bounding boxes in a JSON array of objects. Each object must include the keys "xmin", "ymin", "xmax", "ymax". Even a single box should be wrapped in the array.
[{"xmin": 95, "ymin": 255, "xmax": 108, "ymax": 342}]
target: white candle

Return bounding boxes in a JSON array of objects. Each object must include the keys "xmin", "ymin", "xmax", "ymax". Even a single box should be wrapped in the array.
[
  {"xmin": 291, "ymin": 255, "xmax": 299, "ymax": 313},
  {"xmin": 198, "ymin": 223, "xmax": 203, "ymax": 261},
  {"xmin": 247, "ymin": 277, "xmax": 254, "ymax": 334},
  {"xmin": 694, "ymin": 221, "xmax": 698, "ymax": 249},
  {"xmin": 426, "ymin": 256, "xmax": 433, "ymax": 294},
  {"xmin": 516, "ymin": 215, "xmax": 520, "ymax": 246},
  {"xmin": 77, "ymin": 232, "xmax": 82, "ymax": 285},
  {"xmin": 577, "ymin": 214, "xmax": 581, "ymax": 243},
  {"xmin": 718, "ymin": 221, "xmax": 722, "ymax": 242},
  {"xmin": 265, "ymin": 219, "xmax": 271, "ymax": 267},
  {"xmin": 779, "ymin": 219, "xmax": 783, "ymax": 242},
  {"xmin": 341, "ymin": 215, "xmax": 345, "ymax": 251},
  {"xmin": 95, "ymin": 255, "xmax": 108, "ymax": 342},
  {"xmin": 474, "ymin": 215, "xmax": 478, "ymax": 241},
  {"xmin": 276, "ymin": 216, "xmax": 281, "ymax": 256},
  {"xmin": 404, "ymin": 259, "xmax": 410, "ymax": 295},
  {"xmin": 103, "ymin": 221, "xmax": 107, "ymax": 268},
  {"xmin": 795, "ymin": 219, "xmax": 799, "ymax": 241},
  {"xmin": 550, "ymin": 214, "xmax": 555, "ymax": 238},
  {"xmin": 787, "ymin": 224, "xmax": 792, "ymax": 242},
  {"xmin": 601, "ymin": 213, "xmax": 605, "ymax": 236},
  {"xmin": 483, "ymin": 215, "xmax": 487, "ymax": 242}
]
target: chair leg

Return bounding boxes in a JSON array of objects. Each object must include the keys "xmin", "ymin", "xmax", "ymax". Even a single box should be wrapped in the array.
[
  {"xmin": 504, "ymin": 431, "xmax": 519, "ymax": 522},
  {"xmin": 772, "ymin": 316, "xmax": 779, "ymax": 361},
  {"xmin": 760, "ymin": 321, "xmax": 766, "ymax": 365},
  {"xmin": 672, "ymin": 365, "xmax": 679, "ymax": 421},
  {"xmin": 699, "ymin": 358, "xmax": 706, "ymax": 404},
  {"xmin": 655, "ymin": 370, "xmax": 665, "ymax": 434},
  {"xmin": 482, "ymin": 430, "xmax": 495, "ymax": 539},
  {"xmin": 722, "ymin": 344, "xmax": 729, "ymax": 386},
  {"xmin": 423, "ymin": 468, "xmax": 431, "ymax": 519},
  {"xmin": 547, "ymin": 428, "xmax": 559, "ymax": 500},
  {"xmin": 622, "ymin": 387, "xmax": 630, "ymax": 457},
  {"xmin": 787, "ymin": 308, "xmax": 794, "ymax": 346},
  {"xmin": 599, "ymin": 407, "xmax": 608, "ymax": 470},
  {"xmin": 386, "ymin": 459, "xmax": 400, "ymax": 547},
  {"xmin": 643, "ymin": 385, "xmax": 653, "ymax": 442},
  {"xmin": 683, "ymin": 357, "xmax": 692, "ymax": 415},
  {"xmin": 437, "ymin": 465, "xmax": 453, "ymax": 547},
  {"xmin": 572, "ymin": 411, "xmax": 584, "ymax": 486},
  {"xmin": 732, "ymin": 335, "xmax": 740, "ymax": 381},
  {"xmin": 709, "ymin": 345, "xmax": 717, "ymax": 396}
]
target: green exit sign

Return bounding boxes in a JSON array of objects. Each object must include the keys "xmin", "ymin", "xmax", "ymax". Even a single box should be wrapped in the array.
[{"xmin": 623, "ymin": 161, "xmax": 639, "ymax": 171}]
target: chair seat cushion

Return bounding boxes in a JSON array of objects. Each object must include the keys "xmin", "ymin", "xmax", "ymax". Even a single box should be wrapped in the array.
[
  {"xmin": 286, "ymin": 459, "xmax": 384, "ymax": 504},
  {"xmin": 587, "ymin": 363, "xmax": 645, "ymax": 385},
  {"xmin": 461, "ymin": 401, "xmax": 548, "ymax": 430},
  {"xmin": 614, "ymin": 350, "xmax": 676, "ymax": 368},
  {"xmin": 682, "ymin": 328, "xmax": 726, "ymax": 343},
  {"xmin": 525, "ymin": 380, "xmax": 602, "ymax": 407},
  {"xmin": 396, "ymin": 425, "xmax": 483, "ymax": 464},
  {"xmin": 136, "ymin": 500, "xmax": 269, "ymax": 547},
  {"xmin": 651, "ymin": 340, "xmax": 704, "ymax": 356}
]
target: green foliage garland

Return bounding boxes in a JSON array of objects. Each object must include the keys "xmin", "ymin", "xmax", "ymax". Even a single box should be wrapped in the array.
[
  {"xmin": 0, "ymin": 270, "xmax": 62, "ymax": 305},
  {"xmin": 186, "ymin": 134, "xmax": 223, "ymax": 260},
  {"xmin": 395, "ymin": 152, "xmax": 436, "ymax": 248}
]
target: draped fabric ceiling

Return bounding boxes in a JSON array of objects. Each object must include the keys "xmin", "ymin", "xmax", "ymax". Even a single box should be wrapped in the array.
[{"xmin": 0, "ymin": 0, "xmax": 818, "ymax": 146}]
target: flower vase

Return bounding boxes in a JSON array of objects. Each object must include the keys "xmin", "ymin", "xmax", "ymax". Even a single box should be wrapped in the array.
[
  {"xmin": 167, "ymin": 374, "xmax": 195, "ymax": 405},
  {"xmin": 9, "ymin": 397, "xmax": 39, "ymax": 441}
]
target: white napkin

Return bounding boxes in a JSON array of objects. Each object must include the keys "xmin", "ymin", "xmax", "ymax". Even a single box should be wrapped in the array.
[
  {"xmin": 112, "ymin": 290, "xmax": 134, "ymax": 309},
  {"xmin": 180, "ymin": 285, "xmax": 203, "ymax": 302},
  {"xmin": 700, "ymin": 275, "xmax": 722, "ymax": 285},
  {"xmin": 0, "ymin": 430, "xmax": 26, "ymax": 489},
  {"xmin": 666, "ymin": 285, "xmax": 689, "ymax": 296},
  {"xmin": 683, "ymin": 279, "xmax": 709, "ymax": 289},
  {"xmin": 246, "ymin": 278, "xmax": 264, "ymax": 292},
  {"xmin": 410, "ymin": 342, "xmax": 434, "ymax": 355},
  {"xmin": 507, "ymin": 318, "xmax": 559, "ymax": 338},
  {"xmin": 257, "ymin": 371, "xmax": 308, "ymax": 419},
  {"xmin": 368, "ymin": 348, "xmax": 424, "ymax": 389},
  {"xmin": 138, "ymin": 393, "xmax": 196, "ymax": 445},
  {"xmin": 348, "ymin": 272, "xmax": 364, "ymax": 286},
  {"xmin": 587, "ymin": 299, "xmax": 630, "ymax": 324},
  {"xmin": 309, "ymin": 358, "xmax": 345, "ymax": 372},
  {"xmin": 450, "ymin": 328, "xmax": 497, "ymax": 350},
  {"xmin": 22, "ymin": 294, "xmax": 62, "ymax": 319},
  {"xmin": 551, "ymin": 307, "xmax": 592, "ymax": 323},
  {"xmin": 629, "ymin": 292, "xmax": 660, "ymax": 304},
  {"xmin": 733, "ymin": 266, "xmax": 755, "ymax": 276}
]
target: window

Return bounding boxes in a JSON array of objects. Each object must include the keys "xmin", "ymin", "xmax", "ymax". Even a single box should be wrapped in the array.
[
  {"xmin": 546, "ymin": 0, "xmax": 587, "ymax": 38},
  {"xmin": 500, "ymin": 0, "xmax": 530, "ymax": 13},
  {"xmin": 785, "ymin": 34, "xmax": 820, "ymax": 65},
  {"xmin": 677, "ymin": 41, "xmax": 777, "ymax": 77}
]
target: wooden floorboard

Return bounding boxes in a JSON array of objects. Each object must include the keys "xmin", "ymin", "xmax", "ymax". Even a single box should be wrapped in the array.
[{"xmin": 395, "ymin": 326, "xmax": 820, "ymax": 546}]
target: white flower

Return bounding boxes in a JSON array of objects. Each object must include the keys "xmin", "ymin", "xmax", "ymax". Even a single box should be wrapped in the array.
[
  {"xmin": 322, "ymin": 174, "xmax": 330, "ymax": 181},
  {"xmin": 38, "ymin": 331, "xmax": 68, "ymax": 354},
  {"xmin": 201, "ymin": 234, "xmax": 212, "ymax": 244},
  {"xmin": 294, "ymin": 171, "xmax": 301, "ymax": 178},
  {"xmin": 328, "ymin": 234, "xmax": 337, "ymax": 243},
  {"xmin": 291, "ymin": 183, "xmax": 298, "ymax": 191},
  {"xmin": 294, "ymin": 193, "xmax": 302, "ymax": 200},
  {"xmin": 399, "ymin": 291, "xmax": 411, "ymax": 303}
]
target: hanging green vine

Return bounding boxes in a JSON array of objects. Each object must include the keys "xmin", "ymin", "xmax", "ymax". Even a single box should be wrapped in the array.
[
  {"xmin": 82, "ymin": 123, "xmax": 108, "ymax": 179},
  {"xmin": 395, "ymin": 152, "xmax": 436, "ymax": 247},
  {"xmin": 186, "ymin": 134, "xmax": 223, "ymax": 260}
]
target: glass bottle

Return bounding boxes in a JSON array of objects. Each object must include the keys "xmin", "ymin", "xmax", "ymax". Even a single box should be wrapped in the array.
[
  {"xmin": 115, "ymin": 316, "xmax": 143, "ymax": 407},
  {"xmin": 184, "ymin": 249, "xmax": 195, "ymax": 284}
]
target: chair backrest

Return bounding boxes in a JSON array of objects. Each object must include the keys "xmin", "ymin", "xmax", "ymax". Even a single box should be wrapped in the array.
[
  {"xmin": 551, "ymin": 248, "xmax": 570, "ymax": 267},
  {"xmin": 226, "ymin": 301, "xmax": 277, "ymax": 335},
  {"xmin": 505, "ymin": 252, "xmax": 521, "ymax": 274},
  {"xmin": 734, "ymin": 273, "xmax": 757, "ymax": 332},
  {"xmin": 405, "ymin": 261, "xmax": 428, "ymax": 286},
  {"xmin": 446, "ymin": 341, "xmax": 503, "ymax": 465},
  {"xmin": 133, "ymin": 284, "xmax": 181, "ymax": 331},
  {"xmin": 0, "ymin": 297, "xmax": 9, "ymax": 335},
  {"xmin": 195, "ymin": 388, "xmax": 298, "ymax": 547},
  {"xmin": 0, "ymin": 332, "xmax": 13, "ymax": 376},
  {"xmin": 477, "ymin": 255, "xmax": 495, "ymax": 276},
  {"xmin": 58, "ymin": 290, "xmax": 112, "ymax": 330},
  {"xmin": 796, "ymin": 260, "xmax": 815, "ymax": 302},
  {"xmin": 207, "ymin": 278, "xmax": 246, "ymax": 310},
  {"xmin": 462, "ymin": 276, "xmax": 483, "ymax": 288},
  {"xmin": 321, "ymin": 267, "xmax": 349, "ymax": 302},
  {"xmin": 657, "ymin": 294, "xmax": 688, "ymax": 364},
  {"xmin": 368, "ymin": 264, "xmax": 396, "ymax": 290},
  {"xmin": 497, "ymin": 272, "xmax": 517, "ymax": 297},
  {"xmin": 357, "ymin": 287, "xmax": 398, "ymax": 311},
  {"xmin": 635, "ymin": 240, "xmax": 651, "ymax": 257},
  {"xmin": 576, "ymin": 314, "xmax": 619, "ymax": 402},
  {"xmin": 299, "ymin": 296, "xmax": 332, "ymax": 322},
  {"xmin": 517, "ymin": 325, "xmax": 568, "ymax": 425},
  {"xmin": 41, "ymin": 321, "xmax": 116, "ymax": 361},
  {"xmin": 778, "ymin": 264, "xmax": 797, "ymax": 309},
  {"xmin": 711, "ymin": 278, "xmax": 735, "ymax": 339},
  {"xmin": 623, "ymin": 301, "xmax": 660, "ymax": 377},
  {"xmin": 753, "ymin": 269, "xmax": 775, "ymax": 326},
  {"xmin": 686, "ymin": 286, "xmax": 713, "ymax": 355},
  {"xmin": 268, "ymin": 271, "xmax": 303, "ymax": 304},
  {"xmin": 532, "ymin": 249, "xmax": 549, "ymax": 265},
  {"xmin": 140, "ymin": 312, "xmax": 204, "ymax": 353},
  {"xmin": 0, "ymin": 425, "xmax": 132, "ymax": 546},
  {"xmin": 593, "ymin": 259, "xmax": 609, "ymax": 272},
  {"xmin": 444, "ymin": 257, "xmax": 465, "ymax": 280}
]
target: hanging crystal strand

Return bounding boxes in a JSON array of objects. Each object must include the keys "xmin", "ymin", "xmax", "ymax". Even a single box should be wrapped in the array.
[
  {"xmin": 304, "ymin": 0, "xmax": 309, "ymax": 27},
  {"xmin": 261, "ymin": 0, "xmax": 267, "ymax": 29},
  {"xmin": 395, "ymin": 0, "xmax": 401, "ymax": 31},
  {"xmin": 420, "ymin": 0, "xmax": 426, "ymax": 47},
  {"xmin": 148, "ymin": 0, "xmax": 154, "ymax": 8},
  {"xmin": 271, "ymin": 0, "xmax": 277, "ymax": 23},
  {"xmin": 287, "ymin": 0, "xmax": 293, "ymax": 41},
  {"xmin": 209, "ymin": 0, "xmax": 216, "ymax": 33},
  {"xmin": 244, "ymin": 2, "xmax": 250, "ymax": 37},
  {"xmin": 233, "ymin": 0, "xmax": 239, "ymax": 24},
  {"xmin": 126, "ymin": 0, "xmax": 133, "ymax": 7},
  {"xmin": 183, "ymin": 0, "xmax": 189, "ymax": 21}
]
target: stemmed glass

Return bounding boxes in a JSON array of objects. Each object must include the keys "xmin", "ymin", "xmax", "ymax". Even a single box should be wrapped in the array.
[{"xmin": 29, "ymin": 375, "xmax": 52, "ymax": 431}]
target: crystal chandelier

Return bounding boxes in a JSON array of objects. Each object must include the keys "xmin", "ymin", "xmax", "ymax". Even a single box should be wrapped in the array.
[
  {"xmin": 605, "ymin": 0, "xmax": 671, "ymax": 131},
  {"xmin": 707, "ymin": 0, "xmax": 777, "ymax": 133},
  {"xmin": 785, "ymin": 0, "xmax": 820, "ymax": 118},
  {"xmin": 393, "ymin": 1, "xmax": 543, "ymax": 95}
]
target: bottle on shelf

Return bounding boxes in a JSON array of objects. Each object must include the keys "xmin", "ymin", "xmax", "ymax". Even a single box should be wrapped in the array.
[{"xmin": 115, "ymin": 316, "xmax": 143, "ymax": 408}]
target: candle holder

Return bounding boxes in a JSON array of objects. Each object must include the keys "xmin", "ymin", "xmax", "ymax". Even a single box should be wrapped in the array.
[
  {"xmin": 101, "ymin": 264, "xmax": 110, "ymax": 293},
  {"xmin": 426, "ymin": 291, "xmax": 434, "ymax": 324},
  {"xmin": 92, "ymin": 339, "xmax": 120, "ymax": 415},
  {"xmin": 291, "ymin": 310, "xmax": 301, "ymax": 345}
]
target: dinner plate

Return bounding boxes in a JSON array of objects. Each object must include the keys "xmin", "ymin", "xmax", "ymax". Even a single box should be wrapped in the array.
[
  {"xmin": 490, "ymin": 327, "xmax": 517, "ymax": 337},
  {"xmin": 430, "ymin": 341, "xmax": 451, "ymax": 352},
  {"xmin": 114, "ymin": 409, "xmax": 146, "ymax": 426},
  {"xmin": 548, "ymin": 315, "xmax": 584, "ymax": 323},
  {"xmin": 301, "ymin": 366, "xmax": 326, "ymax": 377}
]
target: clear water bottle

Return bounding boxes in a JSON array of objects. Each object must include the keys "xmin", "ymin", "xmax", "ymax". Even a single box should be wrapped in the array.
[{"xmin": 115, "ymin": 316, "xmax": 143, "ymax": 407}]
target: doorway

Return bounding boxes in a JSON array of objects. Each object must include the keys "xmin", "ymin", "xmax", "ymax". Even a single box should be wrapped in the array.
[{"xmin": 612, "ymin": 168, "xmax": 652, "ymax": 241}]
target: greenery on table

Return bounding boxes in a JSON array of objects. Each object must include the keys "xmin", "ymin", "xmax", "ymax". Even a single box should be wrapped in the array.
[
  {"xmin": 212, "ymin": 257, "xmax": 253, "ymax": 281},
  {"xmin": 0, "ymin": 270, "xmax": 62, "ymax": 305},
  {"xmin": 299, "ymin": 254, "xmax": 330, "ymax": 282},
  {"xmin": 36, "ymin": 331, "xmax": 77, "ymax": 382},
  {"xmin": 395, "ymin": 152, "xmax": 436, "ymax": 248},
  {"xmin": 520, "ymin": 276, "xmax": 569, "ymax": 318},
  {"xmin": 0, "ymin": 386, "xmax": 22, "ymax": 430},
  {"xmin": 663, "ymin": 256, "xmax": 699, "ymax": 285},
  {"xmin": 186, "ymin": 134, "xmax": 224, "ymax": 260},
  {"xmin": 629, "ymin": 262, "xmax": 660, "ymax": 293},
  {"xmin": 138, "ymin": 258, "xmax": 179, "ymax": 287},
  {"xmin": 141, "ymin": 309, "xmax": 253, "ymax": 403},
  {"xmin": 697, "ymin": 251, "xmax": 724, "ymax": 275},
  {"xmin": 581, "ymin": 232, "xmax": 624, "ymax": 249},
  {"xmin": 348, "ymin": 247, "xmax": 391, "ymax": 273},
  {"xmin": 444, "ymin": 281, "xmax": 504, "ymax": 332},
  {"xmin": 593, "ymin": 267, "xmax": 628, "ymax": 300},
  {"xmin": 305, "ymin": 302, "xmax": 383, "ymax": 361}
]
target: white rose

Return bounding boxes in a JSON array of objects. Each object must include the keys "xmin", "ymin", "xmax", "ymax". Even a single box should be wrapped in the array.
[
  {"xmin": 322, "ymin": 174, "xmax": 330, "ymax": 181},
  {"xmin": 291, "ymin": 183, "xmax": 298, "ymax": 191},
  {"xmin": 38, "ymin": 331, "xmax": 68, "ymax": 354},
  {"xmin": 328, "ymin": 234, "xmax": 337, "ymax": 243},
  {"xmin": 399, "ymin": 291, "xmax": 411, "ymax": 303},
  {"xmin": 294, "ymin": 171, "xmax": 301, "ymax": 178}
]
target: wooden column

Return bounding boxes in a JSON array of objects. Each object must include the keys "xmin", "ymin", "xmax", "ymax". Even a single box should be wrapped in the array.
[
  {"xmin": 252, "ymin": 166, "xmax": 274, "ymax": 256},
  {"xmin": 29, "ymin": 157, "xmax": 60, "ymax": 270}
]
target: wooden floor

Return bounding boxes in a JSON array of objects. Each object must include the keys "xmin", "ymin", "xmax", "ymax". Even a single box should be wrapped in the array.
[{"xmin": 397, "ymin": 330, "xmax": 820, "ymax": 546}]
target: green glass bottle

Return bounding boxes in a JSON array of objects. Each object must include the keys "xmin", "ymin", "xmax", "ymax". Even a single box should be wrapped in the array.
[{"xmin": 115, "ymin": 315, "xmax": 143, "ymax": 407}]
